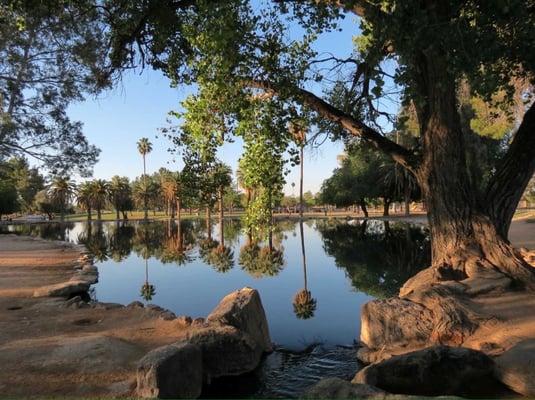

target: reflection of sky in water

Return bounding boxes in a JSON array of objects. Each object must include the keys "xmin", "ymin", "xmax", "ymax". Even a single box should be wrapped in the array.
[
  {"xmin": 94, "ymin": 222, "xmax": 369, "ymax": 349},
  {"xmin": 2, "ymin": 219, "xmax": 429, "ymax": 351}
]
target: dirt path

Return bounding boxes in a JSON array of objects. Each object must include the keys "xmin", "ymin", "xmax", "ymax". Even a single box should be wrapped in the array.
[{"xmin": 0, "ymin": 234, "xmax": 196, "ymax": 397}]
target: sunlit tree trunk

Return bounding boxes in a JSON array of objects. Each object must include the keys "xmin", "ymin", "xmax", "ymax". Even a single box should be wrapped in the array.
[
  {"xmin": 410, "ymin": 52, "xmax": 535, "ymax": 289},
  {"xmin": 206, "ymin": 206, "xmax": 212, "ymax": 241},
  {"xmin": 219, "ymin": 186, "xmax": 224, "ymax": 249},
  {"xmin": 299, "ymin": 144, "xmax": 304, "ymax": 219}
]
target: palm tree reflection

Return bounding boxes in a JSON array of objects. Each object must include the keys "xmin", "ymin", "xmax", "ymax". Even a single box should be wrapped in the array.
[
  {"xmin": 292, "ymin": 220, "xmax": 316, "ymax": 319},
  {"xmin": 140, "ymin": 258, "xmax": 156, "ymax": 302}
]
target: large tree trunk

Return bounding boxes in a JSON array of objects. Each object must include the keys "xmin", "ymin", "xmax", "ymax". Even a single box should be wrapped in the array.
[
  {"xmin": 412, "ymin": 51, "xmax": 535, "ymax": 289},
  {"xmin": 359, "ymin": 200, "xmax": 369, "ymax": 218}
]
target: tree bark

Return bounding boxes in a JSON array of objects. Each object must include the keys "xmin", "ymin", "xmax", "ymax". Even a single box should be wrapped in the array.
[
  {"xmin": 404, "ymin": 174, "xmax": 411, "ymax": 216},
  {"xmin": 359, "ymin": 200, "xmax": 369, "ymax": 218},
  {"xmin": 383, "ymin": 199, "xmax": 390, "ymax": 216},
  {"xmin": 485, "ymin": 102, "xmax": 535, "ymax": 239},
  {"xmin": 219, "ymin": 186, "xmax": 224, "ymax": 249},
  {"xmin": 206, "ymin": 207, "xmax": 211, "ymax": 241},
  {"xmin": 411, "ymin": 51, "xmax": 535, "ymax": 289},
  {"xmin": 299, "ymin": 145, "xmax": 304, "ymax": 219}
]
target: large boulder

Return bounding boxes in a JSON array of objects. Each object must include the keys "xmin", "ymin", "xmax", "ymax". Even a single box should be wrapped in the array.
[
  {"xmin": 186, "ymin": 324, "xmax": 262, "ymax": 381},
  {"xmin": 360, "ymin": 298, "xmax": 434, "ymax": 351},
  {"xmin": 353, "ymin": 345, "xmax": 503, "ymax": 397},
  {"xmin": 207, "ymin": 287, "xmax": 272, "ymax": 352},
  {"xmin": 136, "ymin": 342, "xmax": 202, "ymax": 399},
  {"xmin": 494, "ymin": 339, "xmax": 535, "ymax": 396},
  {"xmin": 302, "ymin": 378, "xmax": 387, "ymax": 399}
]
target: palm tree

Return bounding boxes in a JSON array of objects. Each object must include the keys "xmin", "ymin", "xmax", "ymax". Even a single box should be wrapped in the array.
[
  {"xmin": 290, "ymin": 120, "xmax": 307, "ymax": 218},
  {"xmin": 90, "ymin": 179, "xmax": 109, "ymax": 221},
  {"xmin": 133, "ymin": 177, "xmax": 158, "ymax": 217},
  {"xmin": 137, "ymin": 137, "xmax": 153, "ymax": 220},
  {"xmin": 160, "ymin": 173, "xmax": 179, "ymax": 218},
  {"xmin": 77, "ymin": 182, "xmax": 93, "ymax": 221},
  {"xmin": 48, "ymin": 176, "xmax": 75, "ymax": 221},
  {"xmin": 109, "ymin": 176, "xmax": 132, "ymax": 220}
]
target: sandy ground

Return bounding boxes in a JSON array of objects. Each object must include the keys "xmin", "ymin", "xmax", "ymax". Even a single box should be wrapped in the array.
[{"xmin": 0, "ymin": 234, "xmax": 197, "ymax": 397}]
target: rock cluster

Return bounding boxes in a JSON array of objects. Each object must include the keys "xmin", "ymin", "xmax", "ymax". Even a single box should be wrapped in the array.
[
  {"xmin": 135, "ymin": 287, "xmax": 272, "ymax": 399},
  {"xmin": 33, "ymin": 251, "xmax": 98, "ymax": 298}
]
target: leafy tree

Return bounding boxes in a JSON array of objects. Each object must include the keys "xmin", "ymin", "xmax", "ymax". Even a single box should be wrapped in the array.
[
  {"xmin": 0, "ymin": 180, "xmax": 18, "ymax": 219},
  {"xmin": 76, "ymin": 181, "xmax": 94, "ymax": 220},
  {"xmin": 132, "ymin": 175, "xmax": 159, "ymax": 216},
  {"xmin": 48, "ymin": 176, "xmax": 75, "ymax": 221},
  {"xmin": 108, "ymin": 176, "xmax": 133, "ymax": 220},
  {"xmin": 0, "ymin": 1, "xmax": 104, "ymax": 175},
  {"xmin": 319, "ymin": 143, "xmax": 383, "ymax": 217},
  {"xmin": 1, "ymin": 157, "xmax": 45, "ymax": 211},
  {"xmin": 137, "ymin": 138, "xmax": 153, "ymax": 220},
  {"xmin": 102, "ymin": 0, "xmax": 535, "ymax": 287},
  {"xmin": 34, "ymin": 189, "xmax": 57, "ymax": 220},
  {"xmin": 90, "ymin": 179, "xmax": 109, "ymax": 221}
]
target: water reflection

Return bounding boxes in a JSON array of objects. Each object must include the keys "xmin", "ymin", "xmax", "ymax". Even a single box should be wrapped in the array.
[
  {"xmin": 317, "ymin": 219, "xmax": 431, "ymax": 298},
  {"xmin": 1, "ymin": 218, "xmax": 431, "ymax": 398},
  {"xmin": 1, "ymin": 218, "xmax": 430, "ymax": 300},
  {"xmin": 293, "ymin": 220, "xmax": 317, "ymax": 319}
]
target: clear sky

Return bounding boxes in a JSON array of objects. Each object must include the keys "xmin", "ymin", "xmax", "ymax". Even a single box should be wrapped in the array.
[{"xmin": 67, "ymin": 11, "xmax": 361, "ymax": 195}]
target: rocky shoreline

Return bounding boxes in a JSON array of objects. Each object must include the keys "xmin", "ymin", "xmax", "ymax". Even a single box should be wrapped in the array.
[
  {"xmin": 3, "ymin": 230, "xmax": 535, "ymax": 399},
  {"xmin": 0, "ymin": 234, "xmax": 272, "ymax": 398}
]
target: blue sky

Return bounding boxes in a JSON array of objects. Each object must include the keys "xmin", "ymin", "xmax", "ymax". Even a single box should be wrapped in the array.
[{"xmin": 67, "ymin": 11, "xmax": 361, "ymax": 195}]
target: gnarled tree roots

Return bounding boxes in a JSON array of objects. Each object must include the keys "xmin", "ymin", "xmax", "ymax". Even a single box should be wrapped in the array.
[{"xmin": 358, "ymin": 248, "xmax": 535, "ymax": 364}]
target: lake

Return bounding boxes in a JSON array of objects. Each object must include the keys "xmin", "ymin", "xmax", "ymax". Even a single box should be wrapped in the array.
[{"xmin": 1, "ymin": 218, "xmax": 430, "ymax": 397}]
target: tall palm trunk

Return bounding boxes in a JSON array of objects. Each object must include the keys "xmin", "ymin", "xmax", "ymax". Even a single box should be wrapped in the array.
[
  {"xmin": 219, "ymin": 186, "xmax": 225, "ymax": 249},
  {"xmin": 87, "ymin": 207, "xmax": 92, "ymax": 221},
  {"xmin": 206, "ymin": 207, "xmax": 212, "ymax": 240},
  {"xmin": 143, "ymin": 155, "xmax": 148, "ymax": 220},
  {"xmin": 299, "ymin": 145, "xmax": 304, "ymax": 219}
]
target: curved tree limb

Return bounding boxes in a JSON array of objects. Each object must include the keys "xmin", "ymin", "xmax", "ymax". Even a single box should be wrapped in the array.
[
  {"xmin": 485, "ymin": 102, "xmax": 535, "ymax": 239},
  {"xmin": 248, "ymin": 79, "xmax": 418, "ymax": 171}
]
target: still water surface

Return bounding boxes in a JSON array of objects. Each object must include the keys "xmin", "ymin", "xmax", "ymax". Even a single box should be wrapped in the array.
[{"xmin": 2, "ymin": 218, "xmax": 430, "ymax": 397}]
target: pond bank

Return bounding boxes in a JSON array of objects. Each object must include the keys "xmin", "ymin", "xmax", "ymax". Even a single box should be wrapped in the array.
[
  {"xmin": 0, "ymin": 234, "xmax": 271, "ymax": 398},
  {"xmin": 352, "ymin": 218, "xmax": 535, "ymax": 397}
]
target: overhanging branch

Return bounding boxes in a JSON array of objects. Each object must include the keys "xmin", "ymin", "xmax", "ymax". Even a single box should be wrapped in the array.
[{"xmin": 248, "ymin": 79, "xmax": 418, "ymax": 171}]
